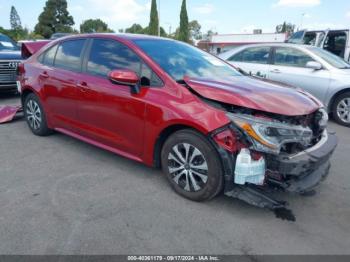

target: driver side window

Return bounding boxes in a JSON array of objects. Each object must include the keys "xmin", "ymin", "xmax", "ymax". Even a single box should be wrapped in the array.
[
  {"xmin": 274, "ymin": 47, "xmax": 315, "ymax": 68},
  {"xmin": 87, "ymin": 39, "xmax": 162, "ymax": 87}
]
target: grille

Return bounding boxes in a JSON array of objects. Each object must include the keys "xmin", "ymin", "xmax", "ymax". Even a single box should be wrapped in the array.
[{"xmin": 0, "ymin": 61, "xmax": 21, "ymax": 84}]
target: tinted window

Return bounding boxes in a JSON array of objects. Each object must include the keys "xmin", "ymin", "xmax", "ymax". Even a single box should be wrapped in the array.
[
  {"xmin": 229, "ymin": 47, "xmax": 270, "ymax": 64},
  {"xmin": 87, "ymin": 39, "xmax": 162, "ymax": 86},
  {"xmin": 134, "ymin": 39, "xmax": 241, "ymax": 81},
  {"xmin": 54, "ymin": 39, "xmax": 86, "ymax": 71},
  {"xmin": 40, "ymin": 45, "xmax": 58, "ymax": 66},
  {"xmin": 274, "ymin": 47, "xmax": 314, "ymax": 67}
]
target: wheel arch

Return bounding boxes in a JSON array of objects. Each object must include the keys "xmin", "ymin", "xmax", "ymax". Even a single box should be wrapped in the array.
[
  {"xmin": 153, "ymin": 124, "xmax": 200, "ymax": 168},
  {"xmin": 328, "ymin": 87, "xmax": 350, "ymax": 113}
]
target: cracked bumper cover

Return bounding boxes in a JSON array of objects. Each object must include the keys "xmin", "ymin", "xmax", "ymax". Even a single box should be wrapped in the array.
[{"xmin": 269, "ymin": 131, "xmax": 338, "ymax": 193}]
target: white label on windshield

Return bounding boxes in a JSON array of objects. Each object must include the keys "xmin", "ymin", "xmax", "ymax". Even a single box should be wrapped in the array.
[
  {"xmin": 203, "ymin": 56, "xmax": 225, "ymax": 66},
  {"xmin": 0, "ymin": 41, "xmax": 14, "ymax": 47}
]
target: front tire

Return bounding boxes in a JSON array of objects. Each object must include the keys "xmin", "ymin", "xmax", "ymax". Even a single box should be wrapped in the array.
[
  {"xmin": 332, "ymin": 92, "xmax": 350, "ymax": 127},
  {"xmin": 24, "ymin": 93, "xmax": 53, "ymax": 136},
  {"xmin": 161, "ymin": 129, "xmax": 224, "ymax": 202}
]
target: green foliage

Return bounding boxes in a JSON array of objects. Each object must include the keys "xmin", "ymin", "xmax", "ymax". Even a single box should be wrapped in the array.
[
  {"xmin": 125, "ymin": 23, "xmax": 167, "ymax": 37},
  {"xmin": 10, "ymin": 6, "xmax": 22, "ymax": 30},
  {"xmin": 34, "ymin": 0, "xmax": 75, "ymax": 39},
  {"xmin": 125, "ymin": 23, "xmax": 144, "ymax": 34},
  {"xmin": 80, "ymin": 19, "xmax": 113, "ymax": 33},
  {"xmin": 189, "ymin": 20, "xmax": 202, "ymax": 40},
  {"xmin": 178, "ymin": 0, "xmax": 189, "ymax": 42},
  {"xmin": 276, "ymin": 22, "xmax": 295, "ymax": 35},
  {"xmin": 148, "ymin": 0, "xmax": 159, "ymax": 36},
  {"xmin": 0, "ymin": 25, "xmax": 29, "ymax": 41}
]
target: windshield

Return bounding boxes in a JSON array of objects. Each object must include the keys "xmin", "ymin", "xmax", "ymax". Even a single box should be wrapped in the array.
[
  {"xmin": 308, "ymin": 47, "xmax": 350, "ymax": 69},
  {"xmin": 0, "ymin": 34, "xmax": 19, "ymax": 51},
  {"xmin": 133, "ymin": 39, "xmax": 241, "ymax": 81}
]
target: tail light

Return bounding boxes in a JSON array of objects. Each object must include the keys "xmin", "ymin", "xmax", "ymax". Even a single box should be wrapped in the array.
[{"xmin": 17, "ymin": 63, "xmax": 25, "ymax": 75}]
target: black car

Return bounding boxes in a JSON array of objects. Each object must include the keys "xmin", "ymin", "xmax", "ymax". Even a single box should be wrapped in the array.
[{"xmin": 0, "ymin": 33, "xmax": 22, "ymax": 92}]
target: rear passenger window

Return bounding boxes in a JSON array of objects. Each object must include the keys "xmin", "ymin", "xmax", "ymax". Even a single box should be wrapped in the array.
[
  {"xmin": 38, "ymin": 45, "xmax": 58, "ymax": 66},
  {"xmin": 87, "ymin": 39, "xmax": 162, "ymax": 86},
  {"xmin": 229, "ymin": 47, "xmax": 270, "ymax": 64},
  {"xmin": 54, "ymin": 39, "xmax": 86, "ymax": 71}
]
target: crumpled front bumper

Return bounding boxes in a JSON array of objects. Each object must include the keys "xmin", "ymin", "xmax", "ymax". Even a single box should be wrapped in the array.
[{"xmin": 267, "ymin": 131, "xmax": 338, "ymax": 193}]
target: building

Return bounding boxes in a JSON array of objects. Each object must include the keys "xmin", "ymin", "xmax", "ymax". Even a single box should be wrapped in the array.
[{"xmin": 207, "ymin": 33, "xmax": 288, "ymax": 55}]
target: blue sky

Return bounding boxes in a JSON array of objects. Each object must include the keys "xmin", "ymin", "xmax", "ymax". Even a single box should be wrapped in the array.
[{"xmin": 0, "ymin": 0, "xmax": 350, "ymax": 34}]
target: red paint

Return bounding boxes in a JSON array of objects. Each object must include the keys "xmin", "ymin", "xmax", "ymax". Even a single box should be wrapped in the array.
[
  {"xmin": 21, "ymin": 41, "xmax": 51, "ymax": 58},
  {"xmin": 184, "ymin": 76, "xmax": 320, "ymax": 116},
  {"xmin": 109, "ymin": 69, "xmax": 139, "ymax": 85},
  {"xmin": 19, "ymin": 34, "xmax": 321, "ymax": 166},
  {"xmin": 0, "ymin": 105, "xmax": 22, "ymax": 124}
]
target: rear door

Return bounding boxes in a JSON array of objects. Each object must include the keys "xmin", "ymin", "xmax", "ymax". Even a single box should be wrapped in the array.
[
  {"xmin": 43, "ymin": 39, "xmax": 87, "ymax": 131},
  {"xmin": 226, "ymin": 46, "xmax": 272, "ymax": 79},
  {"xmin": 268, "ymin": 46, "xmax": 331, "ymax": 102}
]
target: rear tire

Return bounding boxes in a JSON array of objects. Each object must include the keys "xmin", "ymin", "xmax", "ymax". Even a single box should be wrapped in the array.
[
  {"xmin": 24, "ymin": 93, "xmax": 53, "ymax": 136},
  {"xmin": 161, "ymin": 129, "xmax": 224, "ymax": 202},
  {"xmin": 332, "ymin": 92, "xmax": 350, "ymax": 127}
]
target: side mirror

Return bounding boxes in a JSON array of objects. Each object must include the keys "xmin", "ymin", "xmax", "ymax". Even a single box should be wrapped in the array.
[
  {"xmin": 108, "ymin": 69, "xmax": 140, "ymax": 94},
  {"xmin": 306, "ymin": 61, "xmax": 323, "ymax": 70}
]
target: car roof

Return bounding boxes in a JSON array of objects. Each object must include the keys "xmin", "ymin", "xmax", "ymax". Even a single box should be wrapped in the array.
[
  {"xmin": 219, "ymin": 43, "xmax": 316, "ymax": 58},
  {"xmin": 58, "ymin": 33, "xmax": 173, "ymax": 42}
]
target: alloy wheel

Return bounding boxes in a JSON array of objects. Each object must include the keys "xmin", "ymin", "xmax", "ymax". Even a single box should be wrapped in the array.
[
  {"xmin": 26, "ymin": 99, "xmax": 42, "ymax": 130},
  {"xmin": 167, "ymin": 143, "xmax": 208, "ymax": 192},
  {"xmin": 337, "ymin": 97, "xmax": 350, "ymax": 124}
]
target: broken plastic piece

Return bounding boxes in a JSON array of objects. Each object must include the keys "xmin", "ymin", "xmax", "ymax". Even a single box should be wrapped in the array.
[
  {"xmin": 0, "ymin": 105, "xmax": 23, "ymax": 124},
  {"xmin": 234, "ymin": 148, "xmax": 265, "ymax": 185}
]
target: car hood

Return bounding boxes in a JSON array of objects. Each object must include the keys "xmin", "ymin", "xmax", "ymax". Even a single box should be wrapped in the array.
[
  {"xmin": 0, "ymin": 50, "xmax": 22, "ymax": 60},
  {"xmin": 183, "ymin": 76, "xmax": 321, "ymax": 116}
]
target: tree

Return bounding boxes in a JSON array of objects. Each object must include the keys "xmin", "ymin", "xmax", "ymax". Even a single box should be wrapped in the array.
[
  {"xmin": 80, "ymin": 19, "xmax": 113, "ymax": 33},
  {"xmin": 189, "ymin": 20, "xmax": 202, "ymax": 40},
  {"xmin": 125, "ymin": 23, "xmax": 144, "ymax": 34},
  {"xmin": 178, "ymin": 0, "xmax": 189, "ymax": 42},
  {"xmin": 148, "ymin": 0, "xmax": 159, "ymax": 36},
  {"xmin": 203, "ymin": 29, "xmax": 217, "ymax": 40},
  {"xmin": 34, "ymin": 0, "xmax": 74, "ymax": 39},
  {"xmin": 10, "ymin": 6, "xmax": 22, "ymax": 30},
  {"xmin": 276, "ymin": 21, "xmax": 295, "ymax": 36}
]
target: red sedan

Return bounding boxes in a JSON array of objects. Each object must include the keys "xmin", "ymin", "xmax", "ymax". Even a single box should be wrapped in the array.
[{"xmin": 18, "ymin": 34, "xmax": 337, "ymax": 216}]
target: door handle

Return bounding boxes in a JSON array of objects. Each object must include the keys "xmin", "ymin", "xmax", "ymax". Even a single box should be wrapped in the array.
[
  {"xmin": 270, "ymin": 69, "xmax": 281, "ymax": 74},
  {"xmin": 39, "ymin": 71, "xmax": 49, "ymax": 78}
]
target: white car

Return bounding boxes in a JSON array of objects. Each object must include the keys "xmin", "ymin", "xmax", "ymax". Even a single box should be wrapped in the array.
[{"xmin": 219, "ymin": 43, "xmax": 350, "ymax": 126}]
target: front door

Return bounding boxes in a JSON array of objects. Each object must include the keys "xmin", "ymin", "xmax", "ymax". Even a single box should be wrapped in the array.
[
  {"xmin": 268, "ymin": 46, "xmax": 330, "ymax": 102},
  {"xmin": 76, "ymin": 38, "xmax": 149, "ymax": 157}
]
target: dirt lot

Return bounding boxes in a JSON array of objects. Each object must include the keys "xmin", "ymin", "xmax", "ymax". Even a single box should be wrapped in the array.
[{"xmin": 0, "ymin": 93, "xmax": 349, "ymax": 255}]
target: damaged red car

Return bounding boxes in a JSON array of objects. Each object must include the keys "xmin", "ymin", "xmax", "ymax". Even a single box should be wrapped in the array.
[{"xmin": 18, "ymin": 34, "xmax": 337, "ymax": 218}]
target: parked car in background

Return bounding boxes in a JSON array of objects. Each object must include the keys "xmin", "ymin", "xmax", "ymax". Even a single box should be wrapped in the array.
[
  {"xmin": 287, "ymin": 29, "xmax": 350, "ymax": 61},
  {"xmin": 0, "ymin": 33, "xmax": 22, "ymax": 93},
  {"xmin": 18, "ymin": 34, "xmax": 336, "ymax": 217},
  {"xmin": 220, "ymin": 43, "xmax": 350, "ymax": 126}
]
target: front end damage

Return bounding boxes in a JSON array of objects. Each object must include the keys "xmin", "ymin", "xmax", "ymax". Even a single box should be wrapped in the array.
[{"xmin": 210, "ymin": 107, "xmax": 337, "ymax": 221}]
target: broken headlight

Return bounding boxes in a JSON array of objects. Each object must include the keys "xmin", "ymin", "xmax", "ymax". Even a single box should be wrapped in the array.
[{"xmin": 227, "ymin": 113, "xmax": 313, "ymax": 154}]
